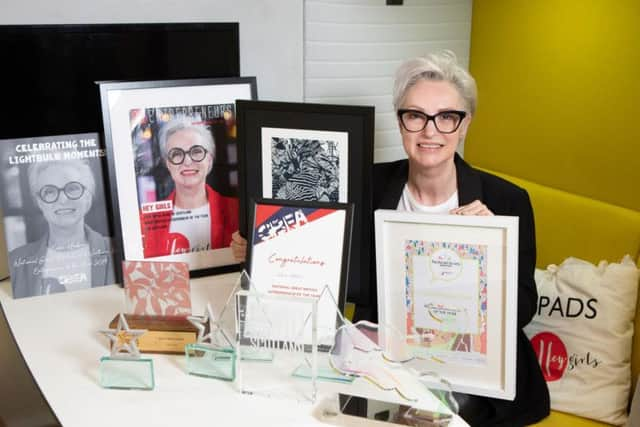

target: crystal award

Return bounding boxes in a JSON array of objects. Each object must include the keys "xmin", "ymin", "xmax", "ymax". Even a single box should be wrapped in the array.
[
  {"xmin": 185, "ymin": 295, "xmax": 237, "ymax": 381},
  {"xmin": 99, "ymin": 313, "xmax": 154, "ymax": 390},
  {"xmin": 235, "ymin": 287, "xmax": 319, "ymax": 402}
]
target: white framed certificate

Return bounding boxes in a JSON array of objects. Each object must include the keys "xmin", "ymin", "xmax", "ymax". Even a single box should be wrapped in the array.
[
  {"xmin": 375, "ymin": 209, "xmax": 519, "ymax": 400},
  {"xmin": 245, "ymin": 199, "xmax": 353, "ymax": 344}
]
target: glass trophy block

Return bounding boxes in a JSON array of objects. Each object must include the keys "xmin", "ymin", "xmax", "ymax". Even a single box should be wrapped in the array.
[
  {"xmin": 322, "ymin": 321, "xmax": 458, "ymax": 425},
  {"xmin": 185, "ymin": 344, "xmax": 235, "ymax": 381},
  {"xmin": 99, "ymin": 313, "xmax": 155, "ymax": 390},
  {"xmin": 99, "ymin": 356, "xmax": 155, "ymax": 390},
  {"xmin": 235, "ymin": 289, "xmax": 318, "ymax": 402},
  {"xmin": 185, "ymin": 275, "xmax": 239, "ymax": 380}
]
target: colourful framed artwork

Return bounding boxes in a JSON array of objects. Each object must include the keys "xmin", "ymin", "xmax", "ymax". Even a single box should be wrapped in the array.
[{"xmin": 375, "ymin": 209, "xmax": 519, "ymax": 400}]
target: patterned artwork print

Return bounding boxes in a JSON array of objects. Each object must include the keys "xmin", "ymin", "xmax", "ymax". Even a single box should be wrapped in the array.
[
  {"xmin": 404, "ymin": 240, "xmax": 488, "ymax": 355},
  {"xmin": 123, "ymin": 260, "xmax": 191, "ymax": 317},
  {"xmin": 270, "ymin": 138, "xmax": 339, "ymax": 202}
]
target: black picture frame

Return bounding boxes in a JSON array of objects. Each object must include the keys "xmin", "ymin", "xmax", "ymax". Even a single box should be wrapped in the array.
[
  {"xmin": 99, "ymin": 77, "xmax": 258, "ymax": 282},
  {"xmin": 237, "ymin": 100, "xmax": 374, "ymax": 305},
  {"xmin": 0, "ymin": 23, "xmax": 240, "ymax": 140}
]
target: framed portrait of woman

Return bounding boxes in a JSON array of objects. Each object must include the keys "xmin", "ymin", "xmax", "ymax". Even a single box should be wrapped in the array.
[{"xmin": 99, "ymin": 77, "xmax": 257, "ymax": 281}]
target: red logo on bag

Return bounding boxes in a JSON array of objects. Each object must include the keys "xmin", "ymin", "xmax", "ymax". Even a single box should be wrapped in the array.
[{"xmin": 530, "ymin": 332, "xmax": 568, "ymax": 381}]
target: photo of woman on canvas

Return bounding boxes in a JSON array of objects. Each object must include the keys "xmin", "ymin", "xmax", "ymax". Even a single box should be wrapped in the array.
[
  {"xmin": 139, "ymin": 118, "xmax": 238, "ymax": 258},
  {"xmin": 9, "ymin": 159, "xmax": 115, "ymax": 298}
]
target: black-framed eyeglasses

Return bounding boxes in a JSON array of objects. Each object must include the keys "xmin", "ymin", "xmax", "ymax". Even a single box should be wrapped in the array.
[
  {"xmin": 167, "ymin": 145, "xmax": 208, "ymax": 165},
  {"xmin": 397, "ymin": 109, "xmax": 467, "ymax": 134},
  {"xmin": 38, "ymin": 182, "xmax": 86, "ymax": 203}
]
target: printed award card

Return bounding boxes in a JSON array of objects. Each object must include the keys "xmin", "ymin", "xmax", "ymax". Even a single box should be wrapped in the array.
[
  {"xmin": 0, "ymin": 133, "xmax": 115, "ymax": 299},
  {"xmin": 375, "ymin": 210, "xmax": 519, "ymax": 400},
  {"xmin": 245, "ymin": 199, "xmax": 353, "ymax": 344}
]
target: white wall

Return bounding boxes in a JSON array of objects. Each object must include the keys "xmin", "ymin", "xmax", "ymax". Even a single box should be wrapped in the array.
[
  {"xmin": 0, "ymin": 0, "xmax": 304, "ymax": 102},
  {"xmin": 304, "ymin": 0, "xmax": 472, "ymax": 162}
]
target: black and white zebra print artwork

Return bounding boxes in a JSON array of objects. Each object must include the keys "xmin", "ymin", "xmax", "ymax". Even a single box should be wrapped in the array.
[{"xmin": 271, "ymin": 138, "xmax": 340, "ymax": 202}]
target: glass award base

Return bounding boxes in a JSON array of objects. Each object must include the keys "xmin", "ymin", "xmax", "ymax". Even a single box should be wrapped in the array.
[
  {"xmin": 99, "ymin": 356, "xmax": 154, "ymax": 390},
  {"xmin": 291, "ymin": 363, "xmax": 355, "ymax": 384},
  {"xmin": 185, "ymin": 343, "xmax": 235, "ymax": 381},
  {"xmin": 240, "ymin": 347, "xmax": 274, "ymax": 362}
]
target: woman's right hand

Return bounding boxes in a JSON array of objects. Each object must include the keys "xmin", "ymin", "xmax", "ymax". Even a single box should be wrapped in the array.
[{"xmin": 230, "ymin": 231, "xmax": 247, "ymax": 262}]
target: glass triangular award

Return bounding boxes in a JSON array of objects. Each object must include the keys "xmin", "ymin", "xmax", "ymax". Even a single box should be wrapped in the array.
[
  {"xmin": 291, "ymin": 284, "xmax": 356, "ymax": 384},
  {"xmin": 235, "ymin": 270, "xmax": 320, "ymax": 402}
]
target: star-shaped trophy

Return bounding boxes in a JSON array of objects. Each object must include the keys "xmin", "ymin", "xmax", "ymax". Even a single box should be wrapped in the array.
[
  {"xmin": 100, "ymin": 313, "xmax": 147, "ymax": 358},
  {"xmin": 98, "ymin": 313, "xmax": 155, "ymax": 390},
  {"xmin": 185, "ymin": 302, "xmax": 236, "ymax": 380},
  {"xmin": 188, "ymin": 303, "xmax": 234, "ymax": 348}
]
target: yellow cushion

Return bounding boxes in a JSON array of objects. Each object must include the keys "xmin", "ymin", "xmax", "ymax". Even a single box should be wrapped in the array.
[
  {"xmin": 478, "ymin": 168, "xmax": 640, "ymax": 426},
  {"xmin": 531, "ymin": 410, "xmax": 611, "ymax": 427},
  {"xmin": 484, "ymin": 171, "xmax": 640, "ymax": 268}
]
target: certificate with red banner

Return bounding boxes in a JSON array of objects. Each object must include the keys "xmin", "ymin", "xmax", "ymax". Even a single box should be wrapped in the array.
[{"xmin": 246, "ymin": 200, "xmax": 352, "ymax": 342}]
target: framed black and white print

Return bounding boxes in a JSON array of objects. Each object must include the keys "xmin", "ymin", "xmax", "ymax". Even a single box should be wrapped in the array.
[
  {"xmin": 236, "ymin": 100, "xmax": 374, "ymax": 304},
  {"xmin": 99, "ymin": 77, "xmax": 257, "ymax": 282},
  {"xmin": 261, "ymin": 127, "xmax": 349, "ymax": 203}
]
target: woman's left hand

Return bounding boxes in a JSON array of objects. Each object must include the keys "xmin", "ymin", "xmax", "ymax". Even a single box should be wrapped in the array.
[{"xmin": 450, "ymin": 200, "xmax": 494, "ymax": 216}]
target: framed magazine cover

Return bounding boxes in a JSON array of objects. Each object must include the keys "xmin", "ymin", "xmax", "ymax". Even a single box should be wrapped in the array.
[
  {"xmin": 236, "ymin": 100, "xmax": 374, "ymax": 304},
  {"xmin": 375, "ymin": 209, "xmax": 519, "ymax": 400},
  {"xmin": 99, "ymin": 77, "xmax": 257, "ymax": 282},
  {"xmin": 245, "ymin": 199, "xmax": 353, "ymax": 343}
]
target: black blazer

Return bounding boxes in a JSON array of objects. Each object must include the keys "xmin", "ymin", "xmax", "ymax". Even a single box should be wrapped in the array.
[{"xmin": 358, "ymin": 154, "xmax": 550, "ymax": 426}]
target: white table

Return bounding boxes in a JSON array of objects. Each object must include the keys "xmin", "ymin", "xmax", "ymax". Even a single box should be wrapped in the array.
[{"xmin": 0, "ymin": 274, "xmax": 468, "ymax": 427}]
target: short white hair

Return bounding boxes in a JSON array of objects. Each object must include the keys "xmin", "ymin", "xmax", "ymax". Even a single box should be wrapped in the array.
[
  {"xmin": 393, "ymin": 50, "xmax": 477, "ymax": 115},
  {"xmin": 158, "ymin": 117, "xmax": 215, "ymax": 160}
]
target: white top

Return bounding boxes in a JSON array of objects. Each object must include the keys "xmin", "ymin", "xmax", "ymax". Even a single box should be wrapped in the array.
[
  {"xmin": 397, "ymin": 184, "xmax": 459, "ymax": 214},
  {"xmin": 169, "ymin": 204, "xmax": 211, "ymax": 252}
]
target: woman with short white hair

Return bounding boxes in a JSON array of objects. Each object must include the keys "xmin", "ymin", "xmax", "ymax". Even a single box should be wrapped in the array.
[
  {"xmin": 140, "ymin": 117, "xmax": 238, "ymax": 257},
  {"xmin": 229, "ymin": 51, "xmax": 550, "ymax": 425},
  {"xmin": 9, "ymin": 159, "xmax": 114, "ymax": 297},
  {"xmin": 367, "ymin": 50, "xmax": 550, "ymax": 426}
]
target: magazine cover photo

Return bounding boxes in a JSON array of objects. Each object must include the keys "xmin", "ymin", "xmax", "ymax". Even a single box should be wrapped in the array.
[{"xmin": 131, "ymin": 104, "xmax": 239, "ymax": 260}]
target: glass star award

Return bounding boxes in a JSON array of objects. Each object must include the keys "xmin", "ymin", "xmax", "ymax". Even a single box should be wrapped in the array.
[
  {"xmin": 99, "ymin": 313, "xmax": 155, "ymax": 390},
  {"xmin": 290, "ymin": 285, "xmax": 356, "ymax": 385},
  {"xmin": 185, "ymin": 296, "xmax": 236, "ymax": 381}
]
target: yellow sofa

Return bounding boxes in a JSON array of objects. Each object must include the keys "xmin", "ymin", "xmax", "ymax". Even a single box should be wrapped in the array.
[{"xmin": 482, "ymin": 168, "xmax": 640, "ymax": 426}]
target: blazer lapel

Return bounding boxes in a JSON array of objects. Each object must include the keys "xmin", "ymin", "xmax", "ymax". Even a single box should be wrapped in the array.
[
  {"xmin": 379, "ymin": 160, "xmax": 409, "ymax": 209},
  {"xmin": 455, "ymin": 153, "xmax": 483, "ymax": 205}
]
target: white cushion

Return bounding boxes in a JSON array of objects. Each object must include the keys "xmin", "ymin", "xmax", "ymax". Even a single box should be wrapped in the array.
[{"xmin": 524, "ymin": 256, "xmax": 639, "ymax": 425}]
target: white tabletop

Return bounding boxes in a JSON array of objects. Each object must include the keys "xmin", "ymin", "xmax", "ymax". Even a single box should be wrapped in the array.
[{"xmin": 0, "ymin": 274, "xmax": 468, "ymax": 427}]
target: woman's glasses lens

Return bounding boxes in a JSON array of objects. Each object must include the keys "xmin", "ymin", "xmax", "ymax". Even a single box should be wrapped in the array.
[
  {"xmin": 167, "ymin": 145, "xmax": 208, "ymax": 165},
  {"xmin": 398, "ymin": 110, "xmax": 466, "ymax": 134},
  {"xmin": 38, "ymin": 182, "xmax": 86, "ymax": 203}
]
